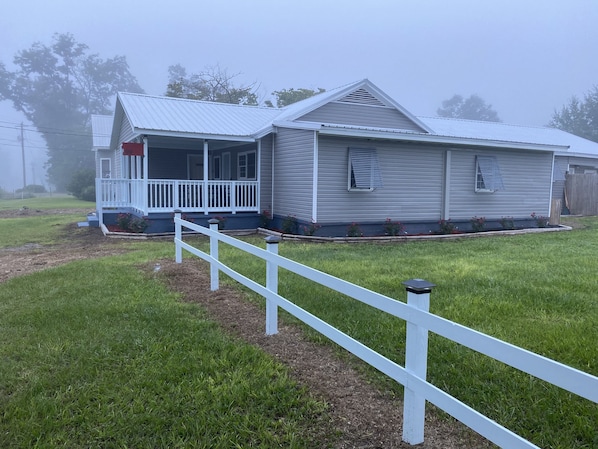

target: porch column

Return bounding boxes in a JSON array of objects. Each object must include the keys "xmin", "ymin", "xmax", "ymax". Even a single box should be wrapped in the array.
[
  {"xmin": 143, "ymin": 137, "xmax": 149, "ymax": 215},
  {"xmin": 203, "ymin": 140, "xmax": 209, "ymax": 215}
]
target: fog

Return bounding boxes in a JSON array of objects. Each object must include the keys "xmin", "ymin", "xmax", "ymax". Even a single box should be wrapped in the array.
[{"xmin": 1, "ymin": 0, "xmax": 597, "ymax": 191}]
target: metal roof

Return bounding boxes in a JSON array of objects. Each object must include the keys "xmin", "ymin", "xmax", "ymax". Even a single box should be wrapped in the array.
[
  {"xmin": 418, "ymin": 116, "xmax": 598, "ymax": 155},
  {"xmin": 109, "ymin": 81, "xmax": 598, "ymax": 158},
  {"xmin": 91, "ymin": 114, "xmax": 113, "ymax": 149},
  {"xmin": 117, "ymin": 92, "xmax": 281, "ymax": 138}
]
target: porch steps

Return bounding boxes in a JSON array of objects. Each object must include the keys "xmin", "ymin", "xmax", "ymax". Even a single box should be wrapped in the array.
[{"xmin": 77, "ymin": 212, "xmax": 99, "ymax": 228}]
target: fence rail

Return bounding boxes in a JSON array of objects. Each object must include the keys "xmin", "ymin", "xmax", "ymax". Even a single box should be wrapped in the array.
[
  {"xmin": 173, "ymin": 214, "xmax": 598, "ymax": 448},
  {"xmin": 96, "ymin": 178, "xmax": 259, "ymax": 214}
]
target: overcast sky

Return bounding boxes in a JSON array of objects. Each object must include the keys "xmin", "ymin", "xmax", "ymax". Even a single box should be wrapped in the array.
[{"xmin": 1, "ymin": 0, "xmax": 597, "ymax": 190}]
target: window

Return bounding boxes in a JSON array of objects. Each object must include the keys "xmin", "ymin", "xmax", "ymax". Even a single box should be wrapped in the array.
[
  {"xmin": 475, "ymin": 155, "xmax": 504, "ymax": 193},
  {"xmin": 238, "ymin": 151, "xmax": 256, "ymax": 179},
  {"xmin": 348, "ymin": 148, "xmax": 383, "ymax": 191},
  {"xmin": 212, "ymin": 155, "xmax": 221, "ymax": 179},
  {"xmin": 222, "ymin": 152, "xmax": 231, "ymax": 180},
  {"xmin": 100, "ymin": 158, "xmax": 111, "ymax": 178}
]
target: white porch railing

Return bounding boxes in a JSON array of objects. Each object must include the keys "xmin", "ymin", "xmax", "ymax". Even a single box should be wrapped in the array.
[
  {"xmin": 173, "ymin": 215, "xmax": 598, "ymax": 449},
  {"xmin": 96, "ymin": 178, "xmax": 259, "ymax": 214}
]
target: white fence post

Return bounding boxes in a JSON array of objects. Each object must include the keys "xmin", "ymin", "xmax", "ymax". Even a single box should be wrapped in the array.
[
  {"xmin": 208, "ymin": 218, "xmax": 220, "ymax": 291},
  {"xmin": 265, "ymin": 236, "xmax": 281, "ymax": 335},
  {"xmin": 174, "ymin": 209, "xmax": 182, "ymax": 263},
  {"xmin": 402, "ymin": 278, "xmax": 435, "ymax": 445}
]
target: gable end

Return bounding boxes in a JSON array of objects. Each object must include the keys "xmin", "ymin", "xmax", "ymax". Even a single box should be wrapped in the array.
[{"xmin": 336, "ymin": 88, "xmax": 390, "ymax": 107}]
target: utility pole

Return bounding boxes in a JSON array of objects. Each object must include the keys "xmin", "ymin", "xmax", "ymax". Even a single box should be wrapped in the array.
[{"xmin": 19, "ymin": 123, "xmax": 27, "ymax": 193}]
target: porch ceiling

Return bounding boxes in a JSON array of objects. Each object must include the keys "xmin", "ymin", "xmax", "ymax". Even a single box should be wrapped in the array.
[{"xmin": 147, "ymin": 135, "xmax": 256, "ymax": 151}]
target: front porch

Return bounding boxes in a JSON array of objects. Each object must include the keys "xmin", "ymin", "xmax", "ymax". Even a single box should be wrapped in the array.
[{"xmin": 96, "ymin": 178, "xmax": 260, "ymax": 215}]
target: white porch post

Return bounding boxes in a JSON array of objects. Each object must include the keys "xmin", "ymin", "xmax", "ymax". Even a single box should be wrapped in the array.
[
  {"xmin": 203, "ymin": 140, "xmax": 209, "ymax": 215},
  {"xmin": 265, "ymin": 236, "xmax": 280, "ymax": 335},
  {"xmin": 256, "ymin": 139, "xmax": 261, "ymax": 214},
  {"xmin": 143, "ymin": 137, "xmax": 149, "ymax": 215}
]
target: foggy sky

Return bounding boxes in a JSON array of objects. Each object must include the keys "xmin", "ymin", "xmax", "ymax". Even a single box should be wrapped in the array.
[{"xmin": 1, "ymin": 0, "xmax": 597, "ymax": 191}]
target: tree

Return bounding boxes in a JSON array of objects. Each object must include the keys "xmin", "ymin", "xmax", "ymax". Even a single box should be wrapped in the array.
[
  {"xmin": 549, "ymin": 87, "xmax": 598, "ymax": 142},
  {"xmin": 265, "ymin": 87, "xmax": 325, "ymax": 107},
  {"xmin": 0, "ymin": 33, "xmax": 143, "ymax": 190},
  {"xmin": 437, "ymin": 94, "xmax": 501, "ymax": 122},
  {"xmin": 166, "ymin": 64, "xmax": 258, "ymax": 105}
]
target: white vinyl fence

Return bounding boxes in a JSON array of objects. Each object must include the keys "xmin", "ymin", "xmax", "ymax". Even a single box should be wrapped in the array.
[{"xmin": 173, "ymin": 214, "xmax": 598, "ymax": 448}]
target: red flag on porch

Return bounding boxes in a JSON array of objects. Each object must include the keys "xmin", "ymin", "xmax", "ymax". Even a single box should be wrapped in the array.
[{"xmin": 122, "ymin": 142, "xmax": 144, "ymax": 156}]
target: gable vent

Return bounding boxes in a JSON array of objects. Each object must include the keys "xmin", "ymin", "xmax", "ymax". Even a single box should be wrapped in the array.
[{"xmin": 337, "ymin": 88, "xmax": 389, "ymax": 107}]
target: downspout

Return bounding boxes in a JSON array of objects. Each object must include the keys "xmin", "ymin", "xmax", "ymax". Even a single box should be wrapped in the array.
[
  {"xmin": 203, "ymin": 140, "xmax": 209, "ymax": 215},
  {"xmin": 312, "ymin": 131, "xmax": 319, "ymax": 223},
  {"xmin": 271, "ymin": 130, "xmax": 276, "ymax": 218},
  {"xmin": 442, "ymin": 150, "xmax": 452, "ymax": 220},
  {"xmin": 143, "ymin": 137, "xmax": 148, "ymax": 215}
]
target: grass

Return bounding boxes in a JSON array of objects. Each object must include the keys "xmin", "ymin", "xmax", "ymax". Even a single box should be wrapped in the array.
[
  {"xmin": 0, "ymin": 194, "xmax": 95, "ymax": 211},
  {"xmin": 0, "ymin": 256, "xmax": 330, "ymax": 448},
  {"xmin": 192, "ymin": 222, "xmax": 598, "ymax": 449}
]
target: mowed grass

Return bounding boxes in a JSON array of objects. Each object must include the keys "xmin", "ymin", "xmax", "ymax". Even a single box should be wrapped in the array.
[
  {"xmin": 0, "ymin": 258, "xmax": 330, "ymax": 448},
  {"xmin": 199, "ymin": 222, "xmax": 598, "ymax": 449},
  {"xmin": 0, "ymin": 194, "xmax": 95, "ymax": 211}
]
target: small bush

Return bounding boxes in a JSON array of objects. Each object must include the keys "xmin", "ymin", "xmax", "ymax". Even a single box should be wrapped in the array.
[
  {"xmin": 531, "ymin": 212, "xmax": 548, "ymax": 228},
  {"xmin": 67, "ymin": 169, "xmax": 95, "ymax": 201},
  {"xmin": 259, "ymin": 209, "xmax": 272, "ymax": 228},
  {"xmin": 281, "ymin": 215, "xmax": 298, "ymax": 234},
  {"xmin": 439, "ymin": 219, "xmax": 456, "ymax": 234},
  {"xmin": 116, "ymin": 213, "xmax": 149, "ymax": 233},
  {"xmin": 470, "ymin": 216, "xmax": 486, "ymax": 232},
  {"xmin": 347, "ymin": 222, "xmax": 362, "ymax": 237},
  {"xmin": 500, "ymin": 216, "xmax": 515, "ymax": 230},
  {"xmin": 383, "ymin": 218, "xmax": 404, "ymax": 236},
  {"xmin": 301, "ymin": 223, "xmax": 321, "ymax": 236}
]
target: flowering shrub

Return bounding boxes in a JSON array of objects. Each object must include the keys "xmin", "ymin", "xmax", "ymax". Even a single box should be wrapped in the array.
[
  {"xmin": 499, "ymin": 216, "xmax": 515, "ymax": 230},
  {"xmin": 301, "ymin": 223, "xmax": 321, "ymax": 236},
  {"xmin": 116, "ymin": 213, "xmax": 149, "ymax": 233},
  {"xmin": 281, "ymin": 215, "xmax": 298, "ymax": 234},
  {"xmin": 259, "ymin": 209, "xmax": 271, "ymax": 228},
  {"xmin": 531, "ymin": 212, "xmax": 548, "ymax": 228},
  {"xmin": 347, "ymin": 222, "xmax": 363, "ymax": 237},
  {"xmin": 470, "ymin": 216, "xmax": 486, "ymax": 232},
  {"xmin": 438, "ymin": 219, "xmax": 456, "ymax": 234},
  {"xmin": 213, "ymin": 215, "xmax": 227, "ymax": 230},
  {"xmin": 383, "ymin": 218, "xmax": 404, "ymax": 236}
]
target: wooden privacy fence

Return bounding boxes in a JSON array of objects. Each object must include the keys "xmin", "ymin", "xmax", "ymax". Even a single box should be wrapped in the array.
[
  {"xmin": 565, "ymin": 173, "xmax": 598, "ymax": 216},
  {"xmin": 173, "ymin": 213, "xmax": 598, "ymax": 449}
]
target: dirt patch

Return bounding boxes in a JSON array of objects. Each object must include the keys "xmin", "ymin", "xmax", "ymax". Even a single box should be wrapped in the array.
[
  {"xmin": 0, "ymin": 223, "xmax": 126, "ymax": 283},
  {"xmin": 0, "ymin": 216, "xmax": 494, "ymax": 447}
]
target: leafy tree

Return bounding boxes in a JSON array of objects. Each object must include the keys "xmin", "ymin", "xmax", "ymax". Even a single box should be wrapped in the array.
[
  {"xmin": 265, "ymin": 87, "xmax": 326, "ymax": 107},
  {"xmin": 0, "ymin": 33, "xmax": 143, "ymax": 190},
  {"xmin": 66, "ymin": 168, "xmax": 95, "ymax": 201},
  {"xmin": 437, "ymin": 94, "xmax": 501, "ymax": 122},
  {"xmin": 166, "ymin": 64, "xmax": 258, "ymax": 105},
  {"xmin": 549, "ymin": 87, "xmax": 598, "ymax": 142}
]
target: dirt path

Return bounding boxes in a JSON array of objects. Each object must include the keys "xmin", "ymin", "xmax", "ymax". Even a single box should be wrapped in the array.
[{"xmin": 0, "ymin": 220, "xmax": 494, "ymax": 448}]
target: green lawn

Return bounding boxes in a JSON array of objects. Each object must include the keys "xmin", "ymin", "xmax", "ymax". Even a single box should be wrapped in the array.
[
  {"xmin": 0, "ymin": 195, "xmax": 95, "ymax": 211},
  {"xmin": 201, "ymin": 221, "xmax": 598, "ymax": 449},
  {"xmin": 1, "ymin": 207, "xmax": 597, "ymax": 448}
]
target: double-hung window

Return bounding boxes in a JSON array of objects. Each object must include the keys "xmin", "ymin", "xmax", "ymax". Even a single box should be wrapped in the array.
[
  {"xmin": 238, "ymin": 151, "xmax": 256, "ymax": 180},
  {"xmin": 475, "ymin": 155, "xmax": 504, "ymax": 193},
  {"xmin": 348, "ymin": 148, "xmax": 383, "ymax": 191}
]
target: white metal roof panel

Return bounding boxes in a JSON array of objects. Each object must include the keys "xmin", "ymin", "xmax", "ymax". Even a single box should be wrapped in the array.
[
  {"xmin": 118, "ymin": 92, "xmax": 281, "ymax": 138},
  {"xmin": 418, "ymin": 116, "xmax": 598, "ymax": 155},
  {"xmin": 91, "ymin": 114, "xmax": 113, "ymax": 149}
]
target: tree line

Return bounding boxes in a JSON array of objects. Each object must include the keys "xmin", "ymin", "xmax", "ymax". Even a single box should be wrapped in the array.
[{"xmin": 0, "ymin": 33, "xmax": 595, "ymax": 192}]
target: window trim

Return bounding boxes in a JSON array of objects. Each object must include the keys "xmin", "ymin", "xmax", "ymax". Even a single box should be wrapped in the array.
[
  {"xmin": 347, "ymin": 147, "xmax": 383, "ymax": 191},
  {"xmin": 100, "ymin": 158, "xmax": 111, "ymax": 179},
  {"xmin": 238, "ymin": 150, "xmax": 256, "ymax": 180},
  {"xmin": 475, "ymin": 155, "xmax": 504, "ymax": 193}
]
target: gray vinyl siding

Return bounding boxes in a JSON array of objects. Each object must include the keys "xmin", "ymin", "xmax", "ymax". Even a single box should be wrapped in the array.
[
  {"xmin": 448, "ymin": 149, "xmax": 553, "ymax": 219},
  {"xmin": 298, "ymin": 102, "xmax": 426, "ymax": 132},
  {"xmin": 113, "ymin": 114, "xmax": 136, "ymax": 178},
  {"xmin": 273, "ymin": 128, "xmax": 314, "ymax": 221},
  {"xmin": 317, "ymin": 136, "xmax": 444, "ymax": 223},
  {"xmin": 259, "ymin": 135, "xmax": 273, "ymax": 213}
]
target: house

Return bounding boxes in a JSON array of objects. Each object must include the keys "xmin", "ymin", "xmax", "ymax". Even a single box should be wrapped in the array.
[{"xmin": 93, "ymin": 79, "xmax": 598, "ymax": 236}]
